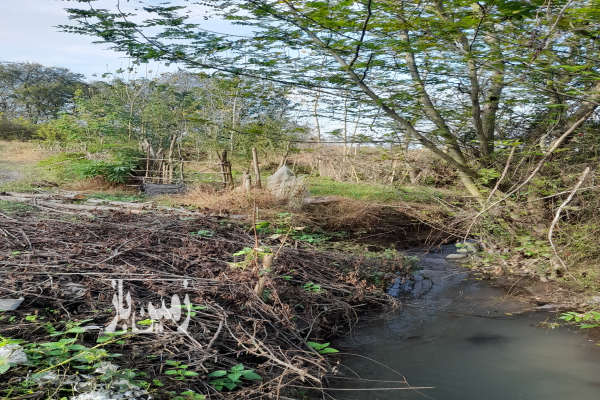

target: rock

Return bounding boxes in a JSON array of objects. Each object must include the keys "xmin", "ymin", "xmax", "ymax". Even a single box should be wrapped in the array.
[
  {"xmin": 535, "ymin": 303, "xmax": 560, "ymax": 311},
  {"xmin": 0, "ymin": 343, "xmax": 28, "ymax": 366},
  {"xmin": 0, "ymin": 297, "xmax": 23, "ymax": 311},
  {"xmin": 266, "ymin": 166, "xmax": 294, "ymax": 197},
  {"xmin": 266, "ymin": 166, "xmax": 307, "ymax": 202},
  {"xmin": 446, "ymin": 253, "xmax": 468, "ymax": 260}
]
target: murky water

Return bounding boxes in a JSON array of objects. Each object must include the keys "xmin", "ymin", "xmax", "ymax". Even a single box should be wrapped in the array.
[{"xmin": 331, "ymin": 246, "xmax": 600, "ymax": 400}]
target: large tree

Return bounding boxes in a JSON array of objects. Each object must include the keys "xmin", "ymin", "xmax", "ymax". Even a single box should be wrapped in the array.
[
  {"xmin": 0, "ymin": 62, "xmax": 85, "ymax": 123},
  {"xmin": 62, "ymin": 0, "xmax": 600, "ymax": 200}
]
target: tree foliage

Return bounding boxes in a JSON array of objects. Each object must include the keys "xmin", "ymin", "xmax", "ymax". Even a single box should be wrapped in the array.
[
  {"xmin": 61, "ymin": 0, "xmax": 600, "ymax": 199},
  {"xmin": 0, "ymin": 62, "xmax": 85, "ymax": 124}
]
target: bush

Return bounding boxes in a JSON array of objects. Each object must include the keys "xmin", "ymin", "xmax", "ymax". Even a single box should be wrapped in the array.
[
  {"xmin": 0, "ymin": 117, "xmax": 36, "ymax": 140},
  {"xmin": 38, "ymin": 149, "xmax": 142, "ymax": 184},
  {"xmin": 36, "ymin": 114, "xmax": 84, "ymax": 144}
]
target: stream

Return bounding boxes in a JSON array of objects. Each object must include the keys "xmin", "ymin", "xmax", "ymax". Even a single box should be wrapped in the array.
[{"xmin": 331, "ymin": 245, "xmax": 600, "ymax": 400}]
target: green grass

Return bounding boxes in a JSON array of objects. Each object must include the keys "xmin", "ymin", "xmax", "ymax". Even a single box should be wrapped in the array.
[{"xmin": 307, "ymin": 176, "xmax": 449, "ymax": 203}]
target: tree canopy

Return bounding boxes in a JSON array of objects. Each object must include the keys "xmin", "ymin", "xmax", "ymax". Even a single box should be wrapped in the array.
[{"xmin": 0, "ymin": 62, "xmax": 85, "ymax": 123}]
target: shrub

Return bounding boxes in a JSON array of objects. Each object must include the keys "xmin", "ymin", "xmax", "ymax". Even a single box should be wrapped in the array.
[
  {"xmin": 0, "ymin": 117, "xmax": 36, "ymax": 140},
  {"xmin": 38, "ymin": 149, "xmax": 142, "ymax": 184}
]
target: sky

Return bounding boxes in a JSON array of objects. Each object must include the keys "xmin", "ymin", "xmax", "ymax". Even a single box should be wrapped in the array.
[
  {"xmin": 0, "ymin": 0, "xmax": 218, "ymax": 79},
  {"xmin": 0, "ymin": 0, "xmax": 356, "ymax": 134}
]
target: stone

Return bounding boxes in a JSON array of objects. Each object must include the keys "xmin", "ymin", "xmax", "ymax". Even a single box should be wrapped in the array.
[
  {"xmin": 266, "ymin": 166, "xmax": 307, "ymax": 202},
  {"xmin": 267, "ymin": 166, "xmax": 295, "ymax": 197},
  {"xmin": 446, "ymin": 253, "xmax": 468, "ymax": 260},
  {"xmin": 0, "ymin": 297, "xmax": 23, "ymax": 311}
]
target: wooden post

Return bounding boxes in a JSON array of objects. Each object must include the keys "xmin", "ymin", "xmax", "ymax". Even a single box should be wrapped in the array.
[
  {"xmin": 219, "ymin": 150, "xmax": 233, "ymax": 188},
  {"xmin": 241, "ymin": 171, "xmax": 251, "ymax": 192},
  {"xmin": 254, "ymin": 253, "xmax": 273, "ymax": 298},
  {"xmin": 252, "ymin": 147, "xmax": 262, "ymax": 188}
]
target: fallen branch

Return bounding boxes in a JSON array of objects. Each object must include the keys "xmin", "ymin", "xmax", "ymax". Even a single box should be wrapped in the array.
[{"xmin": 548, "ymin": 166, "xmax": 590, "ymax": 279}]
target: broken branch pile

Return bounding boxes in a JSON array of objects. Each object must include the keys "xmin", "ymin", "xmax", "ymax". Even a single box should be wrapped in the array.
[{"xmin": 0, "ymin": 206, "xmax": 401, "ymax": 399}]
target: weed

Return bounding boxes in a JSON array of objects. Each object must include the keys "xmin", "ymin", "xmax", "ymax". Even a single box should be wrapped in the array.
[
  {"xmin": 164, "ymin": 360, "xmax": 199, "ymax": 380},
  {"xmin": 172, "ymin": 390, "xmax": 207, "ymax": 400},
  {"xmin": 303, "ymin": 282, "xmax": 322, "ymax": 293},
  {"xmin": 307, "ymin": 341, "xmax": 339, "ymax": 355},
  {"xmin": 230, "ymin": 246, "xmax": 271, "ymax": 269},
  {"xmin": 208, "ymin": 363, "xmax": 262, "ymax": 391},
  {"xmin": 559, "ymin": 311, "xmax": 600, "ymax": 329},
  {"xmin": 190, "ymin": 229, "xmax": 215, "ymax": 238}
]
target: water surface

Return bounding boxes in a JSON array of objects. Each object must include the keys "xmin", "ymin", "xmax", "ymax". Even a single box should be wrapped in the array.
[{"xmin": 332, "ymin": 246, "xmax": 600, "ymax": 400}]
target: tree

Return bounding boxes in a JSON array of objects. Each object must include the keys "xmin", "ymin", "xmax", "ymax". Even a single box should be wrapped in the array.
[
  {"xmin": 61, "ymin": 0, "xmax": 600, "ymax": 201},
  {"xmin": 0, "ymin": 62, "xmax": 85, "ymax": 123}
]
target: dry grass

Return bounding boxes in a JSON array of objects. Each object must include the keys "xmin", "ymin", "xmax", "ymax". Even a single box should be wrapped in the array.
[
  {"xmin": 171, "ymin": 186, "xmax": 285, "ymax": 214},
  {"xmin": 0, "ymin": 140, "xmax": 51, "ymax": 163}
]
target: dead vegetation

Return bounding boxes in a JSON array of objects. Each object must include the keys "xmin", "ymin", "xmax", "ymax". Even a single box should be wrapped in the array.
[
  {"xmin": 0, "ymin": 205, "xmax": 404, "ymax": 399},
  {"xmin": 171, "ymin": 187, "xmax": 285, "ymax": 215},
  {"xmin": 289, "ymin": 147, "xmax": 457, "ymax": 187}
]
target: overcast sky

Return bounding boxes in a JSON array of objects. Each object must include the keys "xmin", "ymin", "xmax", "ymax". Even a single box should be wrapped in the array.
[{"xmin": 0, "ymin": 0, "xmax": 222, "ymax": 79}]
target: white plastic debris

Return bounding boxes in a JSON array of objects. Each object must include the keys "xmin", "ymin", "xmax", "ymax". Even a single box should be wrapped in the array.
[
  {"xmin": 0, "ymin": 343, "xmax": 28, "ymax": 366},
  {"xmin": 71, "ymin": 390, "xmax": 115, "ymax": 400}
]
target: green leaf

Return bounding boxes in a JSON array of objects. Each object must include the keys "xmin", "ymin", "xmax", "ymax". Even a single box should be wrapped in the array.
[
  {"xmin": 307, "ymin": 341, "xmax": 327, "ymax": 350},
  {"xmin": 233, "ymin": 247, "xmax": 253, "ymax": 257},
  {"xmin": 241, "ymin": 370, "xmax": 262, "ymax": 381},
  {"xmin": 223, "ymin": 381, "xmax": 237, "ymax": 390},
  {"xmin": 227, "ymin": 371, "xmax": 242, "ymax": 382},
  {"xmin": 208, "ymin": 369, "xmax": 227, "ymax": 377},
  {"xmin": 230, "ymin": 363, "xmax": 244, "ymax": 372},
  {"xmin": 319, "ymin": 347, "xmax": 339, "ymax": 354}
]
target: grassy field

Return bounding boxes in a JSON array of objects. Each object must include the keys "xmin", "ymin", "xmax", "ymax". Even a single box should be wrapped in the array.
[{"xmin": 307, "ymin": 176, "xmax": 455, "ymax": 204}]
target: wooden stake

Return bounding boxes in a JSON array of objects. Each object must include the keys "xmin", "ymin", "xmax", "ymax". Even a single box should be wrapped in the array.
[
  {"xmin": 252, "ymin": 147, "xmax": 262, "ymax": 188},
  {"xmin": 254, "ymin": 253, "xmax": 273, "ymax": 297}
]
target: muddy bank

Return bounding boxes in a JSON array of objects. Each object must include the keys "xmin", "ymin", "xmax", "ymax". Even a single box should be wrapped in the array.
[{"xmin": 0, "ymin": 206, "xmax": 405, "ymax": 399}]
